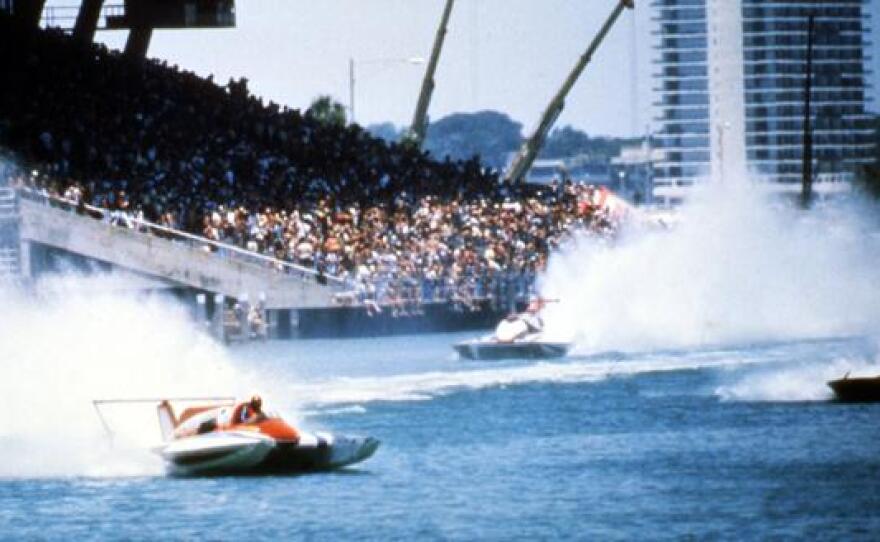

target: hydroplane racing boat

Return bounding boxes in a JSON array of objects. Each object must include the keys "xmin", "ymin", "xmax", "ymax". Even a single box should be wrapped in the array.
[
  {"xmin": 454, "ymin": 306, "xmax": 571, "ymax": 361},
  {"xmin": 151, "ymin": 397, "xmax": 379, "ymax": 476},
  {"xmin": 454, "ymin": 333, "xmax": 571, "ymax": 361}
]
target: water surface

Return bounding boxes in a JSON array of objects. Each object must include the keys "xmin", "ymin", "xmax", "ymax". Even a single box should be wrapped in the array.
[{"xmin": 2, "ymin": 333, "xmax": 879, "ymax": 540}]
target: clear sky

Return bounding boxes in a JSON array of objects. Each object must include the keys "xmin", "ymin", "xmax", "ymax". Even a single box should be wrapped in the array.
[{"xmin": 56, "ymin": 0, "xmax": 880, "ymax": 138}]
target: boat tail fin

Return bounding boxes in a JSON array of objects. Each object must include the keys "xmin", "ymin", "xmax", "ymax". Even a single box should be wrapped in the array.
[{"xmin": 157, "ymin": 400, "xmax": 179, "ymax": 441}]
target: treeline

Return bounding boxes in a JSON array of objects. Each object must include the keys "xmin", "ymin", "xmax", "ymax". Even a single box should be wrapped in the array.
[{"xmin": 367, "ymin": 110, "xmax": 641, "ymax": 172}]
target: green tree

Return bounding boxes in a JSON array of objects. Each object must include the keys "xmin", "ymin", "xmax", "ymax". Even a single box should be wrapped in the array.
[
  {"xmin": 306, "ymin": 95, "xmax": 347, "ymax": 127},
  {"xmin": 540, "ymin": 125, "xmax": 639, "ymax": 162},
  {"xmin": 423, "ymin": 110, "xmax": 522, "ymax": 170},
  {"xmin": 366, "ymin": 122, "xmax": 403, "ymax": 143}
]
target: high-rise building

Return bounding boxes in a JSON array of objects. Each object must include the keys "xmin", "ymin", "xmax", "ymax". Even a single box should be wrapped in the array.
[{"xmin": 652, "ymin": 0, "xmax": 874, "ymax": 204}]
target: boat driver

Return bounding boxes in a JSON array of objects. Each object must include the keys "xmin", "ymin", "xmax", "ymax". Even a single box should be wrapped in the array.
[
  {"xmin": 237, "ymin": 395, "xmax": 267, "ymax": 424},
  {"xmin": 521, "ymin": 297, "xmax": 546, "ymax": 334}
]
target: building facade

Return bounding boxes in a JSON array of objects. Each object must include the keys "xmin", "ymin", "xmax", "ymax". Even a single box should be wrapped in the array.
[{"xmin": 652, "ymin": 0, "xmax": 874, "ymax": 203}]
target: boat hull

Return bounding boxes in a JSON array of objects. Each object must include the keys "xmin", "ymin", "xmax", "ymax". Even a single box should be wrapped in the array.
[
  {"xmin": 158, "ymin": 431, "xmax": 380, "ymax": 476},
  {"xmin": 261, "ymin": 433, "xmax": 380, "ymax": 473},
  {"xmin": 454, "ymin": 340, "xmax": 570, "ymax": 361},
  {"xmin": 828, "ymin": 376, "xmax": 880, "ymax": 403},
  {"xmin": 159, "ymin": 432, "xmax": 275, "ymax": 475}
]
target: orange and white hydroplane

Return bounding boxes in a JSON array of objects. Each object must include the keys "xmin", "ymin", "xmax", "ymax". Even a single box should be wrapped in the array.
[{"xmin": 95, "ymin": 396, "xmax": 379, "ymax": 476}]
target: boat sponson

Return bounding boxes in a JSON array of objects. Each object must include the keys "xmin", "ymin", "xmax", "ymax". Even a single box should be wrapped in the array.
[
  {"xmin": 260, "ymin": 434, "xmax": 381, "ymax": 472},
  {"xmin": 162, "ymin": 433, "xmax": 275, "ymax": 475},
  {"xmin": 454, "ymin": 341, "xmax": 570, "ymax": 361},
  {"xmin": 161, "ymin": 432, "xmax": 380, "ymax": 475}
]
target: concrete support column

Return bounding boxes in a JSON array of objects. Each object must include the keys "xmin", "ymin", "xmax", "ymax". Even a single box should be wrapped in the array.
[
  {"xmin": 213, "ymin": 294, "xmax": 225, "ymax": 342},
  {"xmin": 73, "ymin": 0, "xmax": 104, "ymax": 43},
  {"xmin": 195, "ymin": 292, "xmax": 209, "ymax": 330},
  {"xmin": 264, "ymin": 309, "xmax": 274, "ymax": 340},
  {"xmin": 238, "ymin": 295, "xmax": 250, "ymax": 339},
  {"xmin": 18, "ymin": 239, "xmax": 32, "ymax": 279}
]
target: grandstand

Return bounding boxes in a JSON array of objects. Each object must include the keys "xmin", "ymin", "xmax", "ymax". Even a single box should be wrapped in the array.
[
  {"xmin": 0, "ymin": 6, "xmax": 624, "ymax": 338},
  {"xmin": 0, "ymin": 9, "xmax": 520, "ymax": 337}
]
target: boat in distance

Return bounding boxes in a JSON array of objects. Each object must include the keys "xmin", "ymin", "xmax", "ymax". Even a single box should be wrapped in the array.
[
  {"xmin": 93, "ymin": 396, "xmax": 379, "ymax": 476},
  {"xmin": 454, "ymin": 334, "xmax": 571, "ymax": 361},
  {"xmin": 454, "ymin": 298, "xmax": 571, "ymax": 361},
  {"xmin": 827, "ymin": 373, "xmax": 880, "ymax": 403}
]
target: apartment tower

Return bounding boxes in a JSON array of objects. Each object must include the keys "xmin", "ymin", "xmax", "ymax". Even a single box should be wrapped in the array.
[{"xmin": 652, "ymin": 0, "xmax": 873, "ymax": 203}]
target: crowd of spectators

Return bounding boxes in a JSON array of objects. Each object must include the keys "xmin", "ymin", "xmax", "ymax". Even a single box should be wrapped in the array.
[{"xmin": 0, "ymin": 15, "xmax": 627, "ymax": 315}]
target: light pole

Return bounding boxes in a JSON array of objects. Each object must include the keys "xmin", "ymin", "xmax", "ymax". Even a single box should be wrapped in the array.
[{"xmin": 348, "ymin": 56, "xmax": 425, "ymax": 124}]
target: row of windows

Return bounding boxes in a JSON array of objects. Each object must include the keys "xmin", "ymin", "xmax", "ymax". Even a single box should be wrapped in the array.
[
  {"xmin": 662, "ymin": 51, "xmax": 708, "ymax": 64},
  {"xmin": 747, "ymin": 90, "xmax": 865, "ymax": 104},
  {"xmin": 655, "ymin": 122, "xmax": 710, "ymax": 135},
  {"xmin": 653, "ymin": 165, "xmax": 708, "ymax": 178},
  {"xmin": 745, "ymin": 76, "xmax": 865, "ymax": 90},
  {"xmin": 744, "ymin": 35, "xmax": 863, "ymax": 48},
  {"xmin": 744, "ymin": 62, "xmax": 863, "ymax": 76},
  {"xmin": 660, "ymin": 37, "xmax": 707, "ymax": 49},
  {"xmin": 651, "ymin": 0, "xmax": 704, "ymax": 8},
  {"xmin": 663, "ymin": 65, "xmax": 708, "ymax": 77},
  {"xmin": 747, "ymin": 105, "xmax": 866, "ymax": 119},
  {"xmin": 654, "ymin": 136, "xmax": 710, "ymax": 149},
  {"xmin": 743, "ymin": 20, "xmax": 863, "ymax": 34},
  {"xmin": 661, "ymin": 78, "xmax": 708, "ymax": 91},
  {"xmin": 748, "ymin": 133, "xmax": 872, "ymax": 148},
  {"xmin": 661, "ymin": 23, "xmax": 706, "ymax": 35},
  {"xmin": 662, "ymin": 151, "xmax": 712, "ymax": 162},
  {"xmin": 748, "ymin": 103, "xmax": 866, "ymax": 116},
  {"xmin": 655, "ymin": 160, "xmax": 864, "ymax": 180},
  {"xmin": 742, "ymin": 6, "xmax": 862, "ymax": 19},
  {"xmin": 661, "ymin": 107, "xmax": 709, "ymax": 121},
  {"xmin": 747, "ymin": 118, "xmax": 873, "ymax": 132},
  {"xmin": 744, "ymin": 49, "xmax": 864, "ymax": 62},
  {"xmin": 655, "ymin": 8, "xmax": 706, "ymax": 22},
  {"xmin": 749, "ymin": 163, "xmax": 854, "ymax": 179},
  {"xmin": 747, "ymin": 149, "xmax": 869, "ymax": 165},
  {"xmin": 660, "ymin": 93, "xmax": 709, "ymax": 106}
]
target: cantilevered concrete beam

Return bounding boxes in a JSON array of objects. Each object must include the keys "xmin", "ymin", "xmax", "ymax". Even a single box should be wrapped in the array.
[
  {"xmin": 73, "ymin": 0, "xmax": 103, "ymax": 43},
  {"xmin": 125, "ymin": 25, "xmax": 152, "ymax": 57}
]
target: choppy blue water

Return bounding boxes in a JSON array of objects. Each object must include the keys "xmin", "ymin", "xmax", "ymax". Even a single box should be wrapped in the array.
[{"xmin": 3, "ymin": 333, "xmax": 880, "ymax": 540}]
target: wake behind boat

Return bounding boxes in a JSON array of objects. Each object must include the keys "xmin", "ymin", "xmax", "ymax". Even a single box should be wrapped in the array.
[{"xmin": 95, "ymin": 396, "xmax": 379, "ymax": 476}]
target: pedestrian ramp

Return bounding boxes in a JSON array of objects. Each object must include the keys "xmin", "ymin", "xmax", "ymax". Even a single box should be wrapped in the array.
[{"xmin": 16, "ymin": 190, "xmax": 344, "ymax": 309}]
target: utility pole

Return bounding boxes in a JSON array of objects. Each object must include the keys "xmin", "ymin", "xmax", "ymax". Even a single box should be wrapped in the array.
[
  {"xmin": 801, "ymin": 13, "xmax": 815, "ymax": 209},
  {"xmin": 504, "ymin": 0, "xmax": 634, "ymax": 184},
  {"xmin": 349, "ymin": 57, "xmax": 356, "ymax": 123},
  {"xmin": 409, "ymin": 0, "xmax": 455, "ymax": 146}
]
